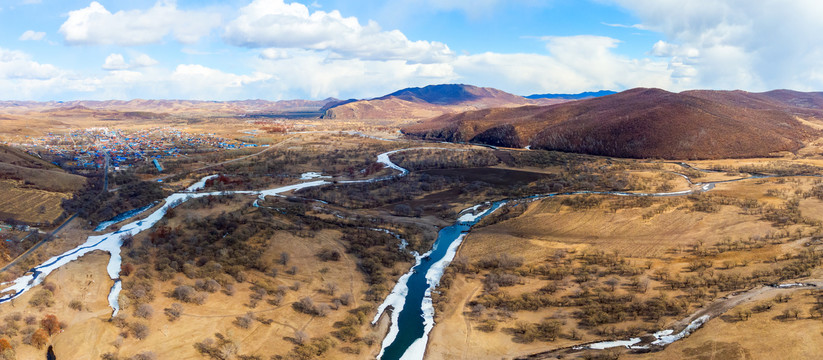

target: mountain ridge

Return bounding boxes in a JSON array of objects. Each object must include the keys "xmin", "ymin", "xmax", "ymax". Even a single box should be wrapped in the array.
[
  {"xmin": 403, "ymin": 88, "xmax": 823, "ymax": 159},
  {"xmin": 322, "ymin": 84, "xmax": 566, "ymax": 120}
]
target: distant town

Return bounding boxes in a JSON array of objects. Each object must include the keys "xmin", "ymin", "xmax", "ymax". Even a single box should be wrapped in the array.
[{"xmin": 6, "ymin": 127, "xmax": 258, "ymax": 171}]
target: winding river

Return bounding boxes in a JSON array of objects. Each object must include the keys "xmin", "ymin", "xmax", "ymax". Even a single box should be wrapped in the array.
[{"xmin": 0, "ymin": 144, "xmax": 767, "ymax": 357}]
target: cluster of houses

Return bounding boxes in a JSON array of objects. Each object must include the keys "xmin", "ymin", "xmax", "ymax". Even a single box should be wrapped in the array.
[{"xmin": 11, "ymin": 127, "xmax": 258, "ymax": 170}]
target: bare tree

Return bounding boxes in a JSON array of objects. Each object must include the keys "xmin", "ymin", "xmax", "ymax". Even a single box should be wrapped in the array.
[
  {"xmin": 130, "ymin": 322, "xmax": 150, "ymax": 340},
  {"xmin": 134, "ymin": 304, "xmax": 154, "ymax": 319},
  {"xmin": 294, "ymin": 330, "xmax": 308, "ymax": 345},
  {"xmin": 324, "ymin": 282, "xmax": 339, "ymax": 296}
]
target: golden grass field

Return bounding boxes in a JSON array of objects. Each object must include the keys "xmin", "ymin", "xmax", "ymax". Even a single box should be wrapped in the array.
[{"xmin": 0, "ymin": 180, "xmax": 71, "ymax": 224}]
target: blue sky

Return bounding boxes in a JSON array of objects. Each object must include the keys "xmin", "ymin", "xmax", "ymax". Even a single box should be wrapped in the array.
[{"xmin": 1, "ymin": 0, "xmax": 822, "ymax": 100}]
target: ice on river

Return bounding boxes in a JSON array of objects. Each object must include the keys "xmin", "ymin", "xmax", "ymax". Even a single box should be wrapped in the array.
[
  {"xmin": 457, "ymin": 203, "xmax": 493, "ymax": 223},
  {"xmin": 579, "ymin": 315, "xmax": 711, "ymax": 351},
  {"xmin": 185, "ymin": 174, "xmax": 219, "ymax": 192},
  {"xmin": 577, "ymin": 338, "xmax": 642, "ymax": 350},
  {"xmin": 650, "ymin": 315, "xmax": 710, "ymax": 346},
  {"xmin": 300, "ymin": 172, "xmax": 331, "ymax": 180},
  {"xmin": 396, "ymin": 233, "xmax": 468, "ymax": 360},
  {"xmin": 373, "ymin": 255, "xmax": 422, "ymax": 360}
]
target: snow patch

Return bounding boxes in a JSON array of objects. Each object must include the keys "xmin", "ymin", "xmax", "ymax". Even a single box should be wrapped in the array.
[
  {"xmin": 457, "ymin": 203, "xmax": 493, "ymax": 223},
  {"xmin": 300, "ymin": 172, "xmax": 331, "ymax": 180},
  {"xmin": 185, "ymin": 174, "xmax": 219, "ymax": 192},
  {"xmin": 576, "ymin": 315, "xmax": 710, "ymax": 351},
  {"xmin": 577, "ymin": 338, "xmax": 642, "ymax": 350},
  {"xmin": 108, "ymin": 280, "xmax": 122, "ymax": 317},
  {"xmin": 775, "ymin": 283, "xmax": 813, "ymax": 288},
  {"xmin": 650, "ymin": 315, "xmax": 710, "ymax": 346}
]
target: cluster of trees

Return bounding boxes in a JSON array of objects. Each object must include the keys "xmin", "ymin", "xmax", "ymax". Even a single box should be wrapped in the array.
[
  {"xmin": 62, "ymin": 171, "xmax": 164, "ymax": 224},
  {"xmin": 111, "ymin": 314, "xmax": 150, "ymax": 341},
  {"xmin": 299, "ymin": 173, "xmax": 459, "ymax": 209},
  {"xmin": 392, "ymin": 149, "xmax": 499, "ymax": 171},
  {"xmin": 0, "ymin": 313, "xmax": 62, "ymax": 356},
  {"xmin": 713, "ymin": 161, "xmax": 823, "ymax": 176},
  {"xmin": 330, "ymin": 306, "xmax": 373, "ymax": 343},
  {"xmin": 341, "ymin": 229, "xmax": 413, "ymax": 301},
  {"xmin": 292, "ymin": 297, "xmax": 331, "ymax": 317},
  {"xmin": 511, "ymin": 319, "xmax": 563, "ymax": 343},
  {"xmin": 212, "ymin": 144, "xmax": 398, "ymax": 190},
  {"xmin": 286, "ymin": 336, "xmax": 336, "ymax": 360},
  {"xmin": 101, "ymin": 351, "xmax": 157, "ymax": 360},
  {"xmin": 147, "ymin": 210, "xmax": 267, "ymax": 283},
  {"xmin": 194, "ymin": 333, "xmax": 244, "ymax": 359}
]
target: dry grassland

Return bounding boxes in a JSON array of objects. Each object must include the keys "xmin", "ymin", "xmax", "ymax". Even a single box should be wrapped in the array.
[{"xmin": 0, "ymin": 180, "xmax": 71, "ymax": 224}]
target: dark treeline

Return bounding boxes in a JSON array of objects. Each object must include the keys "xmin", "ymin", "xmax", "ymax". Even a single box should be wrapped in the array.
[{"xmin": 61, "ymin": 171, "xmax": 165, "ymax": 225}]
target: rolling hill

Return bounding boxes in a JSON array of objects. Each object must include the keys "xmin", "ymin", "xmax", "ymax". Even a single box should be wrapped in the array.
[
  {"xmin": 403, "ymin": 88, "xmax": 823, "ymax": 159},
  {"xmin": 0, "ymin": 145, "xmax": 86, "ymax": 224},
  {"xmin": 322, "ymin": 84, "xmax": 566, "ymax": 120},
  {"xmin": 0, "ymin": 145, "xmax": 86, "ymax": 193}
]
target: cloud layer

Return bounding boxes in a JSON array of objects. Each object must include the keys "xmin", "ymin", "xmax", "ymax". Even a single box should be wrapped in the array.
[
  {"xmin": 59, "ymin": 1, "xmax": 221, "ymax": 45},
  {"xmin": 613, "ymin": 0, "xmax": 823, "ymax": 90},
  {"xmin": 2, "ymin": 0, "xmax": 819, "ymax": 100},
  {"xmin": 224, "ymin": 0, "xmax": 453, "ymax": 63}
]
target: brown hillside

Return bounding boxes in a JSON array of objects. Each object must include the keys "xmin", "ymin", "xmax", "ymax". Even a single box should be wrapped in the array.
[
  {"xmin": 0, "ymin": 145, "xmax": 86, "ymax": 193},
  {"xmin": 404, "ymin": 88, "xmax": 823, "ymax": 159},
  {"xmin": 323, "ymin": 84, "xmax": 564, "ymax": 120}
]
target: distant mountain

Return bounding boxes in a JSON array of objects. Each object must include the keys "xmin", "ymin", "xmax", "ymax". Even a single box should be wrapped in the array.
[
  {"xmin": 0, "ymin": 98, "xmax": 342, "ymax": 116},
  {"xmin": 403, "ymin": 88, "xmax": 823, "ymax": 160},
  {"xmin": 322, "ymin": 84, "xmax": 566, "ymax": 120},
  {"xmin": 379, "ymin": 84, "xmax": 525, "ymax": 105},
  {"xmin": 525, "ymin": 90, "xmax": 617, "ymax": 100}
]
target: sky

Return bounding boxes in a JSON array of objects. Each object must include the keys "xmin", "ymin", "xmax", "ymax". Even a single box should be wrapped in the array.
[{"xmin": 1, "ymin": 0, "xmax": 823, "ymax": 101}]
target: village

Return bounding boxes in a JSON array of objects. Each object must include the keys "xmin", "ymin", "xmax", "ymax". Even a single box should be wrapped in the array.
[{"xmin": 5, "ymin": 127, "xmax": 259, "ymax": 170}]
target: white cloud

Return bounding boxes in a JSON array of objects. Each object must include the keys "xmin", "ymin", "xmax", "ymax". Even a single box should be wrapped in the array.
[
  {"xmin": 102, "ymin": 54, "xmax": 128, "ymax": 70},
  {"xmin": 611, "ymin": 0, "xmax": 823, "ymax": 90},
  {"xmin": 259, "ymin": 48, "xmax": 290, "ymax": 60},
  {"xmin": 132, "ymin": 54, "xmax": 159, "ymax": 67},
  {"xmin": 451, "ymin": 36, "xmax": 677, "ymax": 95},
  {"xmin": 250, "ymin": 35, "xmax": 676, "ymax": 99},
  {"xmin": 601, "ymin": 22, "xmax": 649, "ymax": 30},
  {"xmin": 169, "ymin": 64, "xmax": 272, "ymax": 98},
  {"xmin": 0, "ymin": 48, "xmax": 61, "ymax": 80},
  {"xmin": 0, "ymin": 47, "xmax": 74, "ymax": 99},
  {"xmin": 102, "ymin": 53, "xmax": 158, "ymax": 70},
  {"xmin": 19, "ymin": 30, "xmax": 46, "ymax": 41},
  {"xmin": 59, "ymin": 1, "xmax": 221, "ymax": 46},
  {"xmin": 253, "ymin": 49, "xmax": 458, "ymax": 99},
  {"xmin": 224, "ymin": 0, "xmax": 453, "ymax": 63}
]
